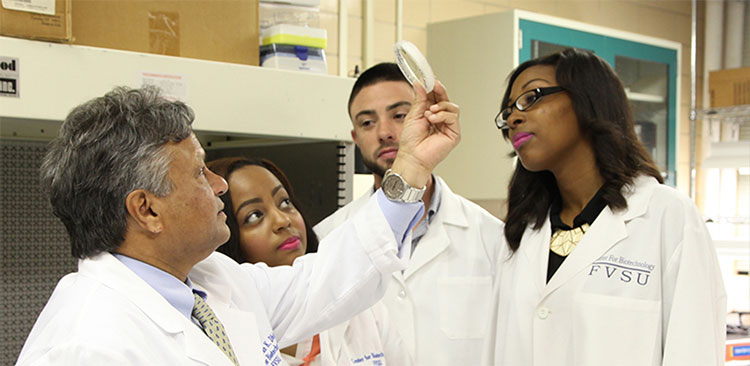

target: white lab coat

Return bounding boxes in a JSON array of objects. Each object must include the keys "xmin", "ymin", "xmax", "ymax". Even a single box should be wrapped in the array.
[
  {"xmin": 17, "ymin": 195, "xmax": 408, "ymax": 366},
  {"xmin": 482, "ymin": 176, "xmax": 727, "ymax": 366},
  {"xmin": 315, "ymin": 176, "xmax": 506, "ymax": 366},
  {"xmin": 282, "ymin": 302, "xmax": 411, "ymax": 366}
]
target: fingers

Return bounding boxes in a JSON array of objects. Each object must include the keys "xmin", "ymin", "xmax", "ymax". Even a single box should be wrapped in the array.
[
  {"xmin": 413, "ymin": 82, "xmax": 428, "ymax": 107},
  {"xmin": 424, "ymin": 110, "xmax": 460, "ymax": 135},
  {"xmin": 425, "ymin": 109, "xmax": 458, "ymax": 124},
  {"xmin": 424, "ymin": 101, "xmax": 459, "ymax": 124},
  {"xmin": 427, "ymin": 101, "xmax": 459, "ymax": 116},
  {"xmin": 422, "ymin": 79, "xmax": 456, "ymax": 118},
  {"xmin": 404, "ymin": 82, "xmax": 430, "ymax": 123},
  {"xmin": 423, "ymin": 81, "xmax": 460, "ymax": 142},
  {"xmin": 431, "ymin": 80, "xmax": 450, "ymax": 104}
]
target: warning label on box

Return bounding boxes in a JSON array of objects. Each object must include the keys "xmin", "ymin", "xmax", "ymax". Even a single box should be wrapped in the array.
[
  {"xmin": 139, "ymin": 71, "xmax": 188, "ymax": 103},
  {"xmin": 1, "ymin": 0, "xmax": 55, "ymax": 16},
  {"xmin": 0, "ymin": 57, "xmax": 19, "ymax": 98}
]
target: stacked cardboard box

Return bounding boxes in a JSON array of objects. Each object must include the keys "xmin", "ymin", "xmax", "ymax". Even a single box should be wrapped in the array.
[
  {"xmin": 0, "ymin": 0, "xmax": 72, "ymax": 42},
  {"xmin": 709, "ymin": 67, "xmax": 750, "ymax": 108},
  {"xmin": 2, "ymin": 0, "xmax": 259, "ymax": 66}
]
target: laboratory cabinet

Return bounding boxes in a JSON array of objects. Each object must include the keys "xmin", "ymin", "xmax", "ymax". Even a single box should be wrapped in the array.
[
  {"xmin": 0, "ymin": 35, "xmax": 357, "ymax": 216},
  {"xmin": 0, "ymin": 35, "xmax": 355, "ymax": 364},
  {"xmin": 427, "ymin": 9, "xmax": 681, "ymax": 206}
]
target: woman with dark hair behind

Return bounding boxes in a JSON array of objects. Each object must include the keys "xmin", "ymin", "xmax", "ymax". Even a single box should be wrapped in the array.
[
  {"xmin": 483, "ymin": 48, "xmax": 726, "ymax": 366},
  {"xmin": 208, "ymin": 157, "xmax": 318, "ymax": 263},
  {"xmin": 207, "ymin": 156, "xmax": 411, "ymax": 366}
]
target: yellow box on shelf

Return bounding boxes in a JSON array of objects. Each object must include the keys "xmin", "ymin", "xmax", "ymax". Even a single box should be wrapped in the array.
[{"xmin": 261, "ymin": 24, "xmax": 326, "ymax": 49}]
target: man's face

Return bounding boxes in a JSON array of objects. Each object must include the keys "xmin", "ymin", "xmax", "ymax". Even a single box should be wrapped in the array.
[
  {"xmin": 157, "ymin": 134, "xmax": 231, "ymax": 262},
  {"xmin": 349, "ymin": 81, "xmax": 415, "ymax": 177}
]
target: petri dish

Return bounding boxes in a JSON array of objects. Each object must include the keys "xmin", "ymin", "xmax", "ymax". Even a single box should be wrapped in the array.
[{"xmin": 394, "ymin": 40, "xmax": 435, "ymax": 93}]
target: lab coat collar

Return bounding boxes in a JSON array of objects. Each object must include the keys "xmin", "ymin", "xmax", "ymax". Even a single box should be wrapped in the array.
[
  {"xmin": 621, "ymin": 175, "xmax": 658, "ymax": 221},
  {"xmin": 80, "ymin": 253, "xmax": 243, "ymax": 366},
  {"xmin": 79, "ymin": 253, "xmax": 190, "ymax": 334},
  {"xmin": 540, "ymin": 175, "xmax": 656, "ymax": 299},
  {"xmin": 431, "ymin": 176, "xmax": 469, "ymax": 227},
  {"xmin": 542, "ymin": 205, "xmax": 627, "ymax": 298},
  {"xmin": 183, "ymin": 298, "xmax": 260, "ymax": 366},
  {"xmin": 520, "ymin": 218, "xmax": 552, "ymax": 296},
  {"xmin": 189, "ymin": 258, "xmax": 265, "ymax": 366},
  {"xmin": 402, "ymin": 177, "xmax": 466, "ymax": 279}
]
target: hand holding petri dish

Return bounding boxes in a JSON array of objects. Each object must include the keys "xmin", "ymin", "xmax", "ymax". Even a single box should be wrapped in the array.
[{"xmin": 394, "ymin": 40, "xmax": 435, "ymax": 93}]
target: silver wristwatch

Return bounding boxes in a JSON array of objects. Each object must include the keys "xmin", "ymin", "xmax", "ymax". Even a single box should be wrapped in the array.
[{"xmin": 381, "ymin": 169, "xmax": 426, "ymax": 203}]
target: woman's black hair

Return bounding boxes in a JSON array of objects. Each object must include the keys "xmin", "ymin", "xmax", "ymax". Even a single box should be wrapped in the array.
[
  {"xmin": 502, "ymin": 48, "xmax": 663, "ymax": 253},
  {"xmin": 206, "ymin": 157, "xmax": 319, "ymax": 263}
]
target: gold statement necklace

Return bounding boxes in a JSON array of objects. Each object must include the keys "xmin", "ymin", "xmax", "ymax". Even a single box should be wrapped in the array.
[{"xmin": 550, "ymin": 223, "xmax": 590, "ymax": 257}]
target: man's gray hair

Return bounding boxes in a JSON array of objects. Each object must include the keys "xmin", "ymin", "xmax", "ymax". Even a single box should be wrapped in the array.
[{"xmin": 40, "ymin": 86, "xmax": 194, "ymax": 258}]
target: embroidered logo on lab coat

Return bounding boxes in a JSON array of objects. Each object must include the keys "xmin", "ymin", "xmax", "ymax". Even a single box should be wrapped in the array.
[
  {"xmin": 262, "ymin": 333, "xmax": 282, "ymax": 366},
  {"xmin": 588, "ymin": 254, "xmax": 655, "ymax": 286},
  {"xmin": 351, "ymin": 352, "xmax": 385, "ymax": 365}
]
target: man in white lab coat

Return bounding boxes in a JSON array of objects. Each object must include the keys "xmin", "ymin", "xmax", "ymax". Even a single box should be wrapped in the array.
[
  {"xmin": 16, "ymin": 83, "xmax": 461, "ymax": 365},
  {"xmin": 314, "ymin": 63, "xmax": 505, "ymax": 365}
]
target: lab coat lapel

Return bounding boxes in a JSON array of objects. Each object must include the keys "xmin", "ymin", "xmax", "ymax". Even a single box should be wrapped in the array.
[
  {"xmin": 82, "ymin": 253, "xmax": 235, "ymax": 366},
  {"xmin": 542, "ymin": 206, "xmax": 627, "ymax": 298},
  {"xmin": 192, "ymin": 280, "xmax": 265, "ymax": 365},
  {"xmin": 520, "ymin": 219, "xmax": 552, "ymax": 296},
  {"xmin": 82, "ymin": 253, "xmax": 190, "ymax": 334},
  {"xmin": 184, "ymin": 320, "xmax": 240, "ymax": 366},
  {"xmin": 541, "ymin": 177, "xmax": 654, "ymax": 298},
  {"xmin": 404, "ymin": 178, "xmax": 465, "ymax": 280},
  {"xmin": 404, "ymin": 223, "xmax": 450, "ymax": 279}
]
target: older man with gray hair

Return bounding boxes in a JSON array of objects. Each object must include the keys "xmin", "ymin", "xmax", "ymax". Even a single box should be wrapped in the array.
[{"xmin": 17, "ymin": 83, "xmax": 461, "ymax": 365}]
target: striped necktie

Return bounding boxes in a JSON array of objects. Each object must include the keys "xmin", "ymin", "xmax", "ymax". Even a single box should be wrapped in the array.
[{"xmin": 192, "ymin": 293, "xmax": 240, "ymax": 366}]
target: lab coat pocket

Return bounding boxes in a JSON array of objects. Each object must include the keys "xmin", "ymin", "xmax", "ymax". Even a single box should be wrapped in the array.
[
  {"xmin": 573, "ymin": 293, "xmax": 660, "ymax": 366},
  {"xmin": 437, "ymin": 276, "xmax": 492, "ymax": 339}
]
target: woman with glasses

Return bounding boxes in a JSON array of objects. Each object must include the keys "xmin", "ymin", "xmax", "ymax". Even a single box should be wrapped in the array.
[
  {"xmin": 207, "ymin": 157, "xmax": 412, "ymax": 366},
  {"xmin": 483, "ymin": 48, "xmax": 726, "ymax": 366}
]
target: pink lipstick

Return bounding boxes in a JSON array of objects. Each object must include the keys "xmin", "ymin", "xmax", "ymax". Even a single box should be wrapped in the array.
[
  {"xmin": 512, "ymin": 133, "xmax": 533, "ymax": 149},
  {"xmin": 278, "ymin": 236, "xmax": 301, "ymax": 251}
]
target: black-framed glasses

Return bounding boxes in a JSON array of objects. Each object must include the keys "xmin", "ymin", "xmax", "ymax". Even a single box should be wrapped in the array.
[{"xmin": 494, "ymin": 86, "xmax": 565, "ymax": 130}]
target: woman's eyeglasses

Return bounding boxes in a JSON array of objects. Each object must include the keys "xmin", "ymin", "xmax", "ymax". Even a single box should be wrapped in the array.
[{"xmin": 495, "ymin": 86, "xmax": 565, "ymax": 130}]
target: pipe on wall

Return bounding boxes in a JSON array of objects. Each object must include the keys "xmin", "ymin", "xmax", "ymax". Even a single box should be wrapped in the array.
[
  {"xmin": 338, "ymin": 0, "xmax": 348, "ymax": 77},
  {"xmin": 704, "ymin": 0, "xmax": 724, "ymax": 109},
  {"xmin": 690, "ymin": 0, "xmax": 698, "ymax": 199},
  {"xmin": 725, "ymin": 0, "xmax": 746, "ymax": 69},
  {"xmin": 362, "ymin": 0, "xmax": 374, "ymax": 69},
  {"xmin": 396, "ymin": 0, "xmax": 403, "ymax": 42}
]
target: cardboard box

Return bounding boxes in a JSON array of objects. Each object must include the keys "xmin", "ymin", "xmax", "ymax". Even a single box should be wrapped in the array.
[
  {"xmin": 71, "ymin": 0, "xmax": 259, "ymax": 66},
  {"xmin": 709, "ymin": 67, "xmax": 750, "ymax": 108},
  {"xmin": 0, "ymin": 0, "xmax": 72, "ymax": 41}
]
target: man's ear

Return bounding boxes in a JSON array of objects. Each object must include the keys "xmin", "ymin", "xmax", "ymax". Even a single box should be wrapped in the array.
[
  {"xmin": 350, "ymin": 129, "xmax": 358, "ymax": 144},
  {"xmin": 125, "ymin": 189, "xmax": 163, "ymax": 234}
]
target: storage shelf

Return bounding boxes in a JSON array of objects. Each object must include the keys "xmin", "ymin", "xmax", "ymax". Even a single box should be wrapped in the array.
[
  {"xmin": 625, "ymin": 90, "xmax": 666, "ymax": 103},
  {"xmin": 696, "ymin": 104, "xmax": 750, "ymax": 123},
  {"xmin": 0, "ymin": 36, "xmax": 354, "ymax": 142},
  {"xmin": 702, "ymin": 141, "xmax": 750, "ymax": 168}
]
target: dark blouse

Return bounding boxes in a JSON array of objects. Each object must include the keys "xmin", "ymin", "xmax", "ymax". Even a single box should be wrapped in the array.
[{"xmin": 546, "ymin": 187, "xmax": 607, "ymax": 283}]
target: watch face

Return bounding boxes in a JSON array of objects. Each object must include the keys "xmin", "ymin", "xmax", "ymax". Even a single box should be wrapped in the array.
[{"xmin": 383, "ymin": 174, "xmax": 405, "ymax": 198}]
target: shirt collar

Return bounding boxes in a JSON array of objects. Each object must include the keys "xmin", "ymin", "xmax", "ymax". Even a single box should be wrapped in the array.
[
  {"xmin": 427, "ymin": 175, "xmax": 442, "ymax": 219},
  {"xmin": 411, "ymin": 175, "xmax": 442, "ymax": 244},
  {"xmin": 113, "ymin": 253, "xmax": 200, "ymax": 320}
]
